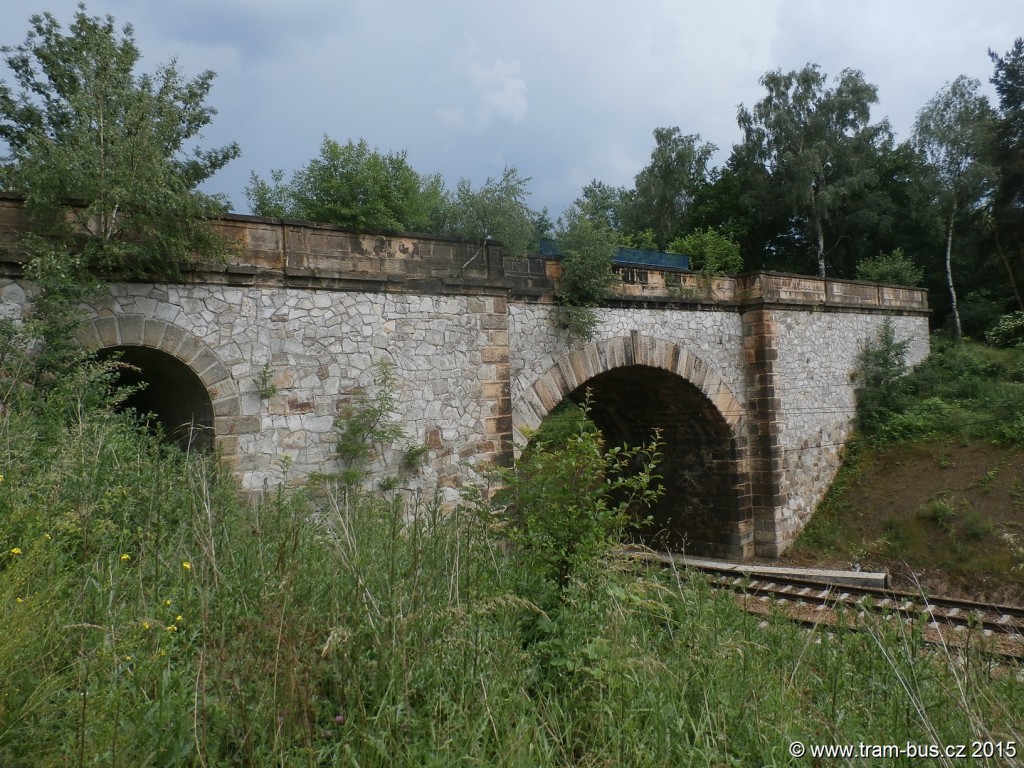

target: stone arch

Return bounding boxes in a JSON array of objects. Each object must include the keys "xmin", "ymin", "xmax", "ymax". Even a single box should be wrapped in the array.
[
  {"xmin": 513, "ymin": 333, "xmax": 752, "ymax": 558},
  {"xmin": 76, "ymin": 315, "xmax": 242, "ymax": 454},
  {"xmin": 513, "ymin": 332, "xmax": 744, "ymax": 440}
]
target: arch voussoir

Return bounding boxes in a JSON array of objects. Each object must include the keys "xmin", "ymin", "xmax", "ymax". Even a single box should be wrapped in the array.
[
  {"xmin": 78, "ymin": 314, "xmax": 243, "ymax": 449},
  {"xmin": 516, "ymin": 334, "xmax": 743, "ymax": 443}
]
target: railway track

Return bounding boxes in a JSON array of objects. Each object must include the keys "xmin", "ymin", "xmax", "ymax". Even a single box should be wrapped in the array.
[{"xmin": 635, "ymin": 550, "xmax": 1024, "ymax": 662}]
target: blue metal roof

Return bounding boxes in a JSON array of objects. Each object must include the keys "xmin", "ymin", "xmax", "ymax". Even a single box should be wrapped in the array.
[{"xmin": 538, "ymin": 238, "xmax": 690, "ymax": 271}]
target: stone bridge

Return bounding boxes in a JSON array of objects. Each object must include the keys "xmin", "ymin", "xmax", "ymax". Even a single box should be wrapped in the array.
[{"xmin": 0, "ymin": 195, "xmax": 930, "ymax": 558}]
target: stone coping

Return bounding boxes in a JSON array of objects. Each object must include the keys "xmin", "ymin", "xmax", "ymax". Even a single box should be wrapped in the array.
[{"xmin": 0, "ymin": 195, "xmax": 929, "ymax": 313}]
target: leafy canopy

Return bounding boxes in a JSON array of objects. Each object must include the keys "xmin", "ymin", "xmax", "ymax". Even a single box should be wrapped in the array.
[
  {"xmin": 0, "ymin": 5, "xmax": 240, "ymax": 278},
  {"xmin": 625, "ymin": 127, "xmax": 716, "ymax": 250},
  {"xmin": 246, "ymin": 136, "xmax": 446, "ymax": 234},
  {"xmin": 912, "ymin": 75, "xmax": 995, "ymax": 338},
  {"xmin": 552, "ymin": 205, "xmax": 618, "ymax": 339},
  {"xmin": 736, "ymin": 64, "xmax": 891, "ymax": 277},
  {"xmin": 437, "ymin": 165, "xmax": 535, "ymax": 257},
  {"xmin": 669, "ymin": 227, "xmax": 742, "ymax": 275}
]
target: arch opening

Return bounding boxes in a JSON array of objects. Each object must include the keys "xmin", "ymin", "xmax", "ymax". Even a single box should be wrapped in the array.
[
  {"xmin": 552, "ymin": 364, "xmax": 740, "ymax": 557},
  {"xmin": 97, "ymin": 345, "xmax": 215, "ymax": 453}
]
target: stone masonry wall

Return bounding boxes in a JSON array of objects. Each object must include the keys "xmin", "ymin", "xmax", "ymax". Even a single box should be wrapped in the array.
[
  {"xmin": 767, "ymin": 310, "xmax": 929, "ymax": 552},
  {"xmin": 0, "ymin": 277, "xmax": 510, "ymax": 502},
  {"xmin": 508, "ymin": 303, "xmax": 748, "ymax": 444}
]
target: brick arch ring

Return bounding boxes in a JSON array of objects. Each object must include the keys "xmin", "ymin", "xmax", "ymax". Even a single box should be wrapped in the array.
[
  {"xmin": 75, "ymin": 314, "xmax": 242, "ymax": 433},
  {"xmin": 512, "ymin": 332, "xmax": 744, "ymax": 447}
]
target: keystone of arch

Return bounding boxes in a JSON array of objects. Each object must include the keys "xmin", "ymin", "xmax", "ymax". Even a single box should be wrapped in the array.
[
  {"xmin": 513, "ymin": 333, "xmax": 743, "ymax": 445},
  {"xmin": 76, "ymin": 314, "xmax": 242, "ymax": 423}
]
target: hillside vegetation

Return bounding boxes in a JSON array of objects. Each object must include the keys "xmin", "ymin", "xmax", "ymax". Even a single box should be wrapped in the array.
[
  {"xmin": 2, "ymin": 348, "xmax": 1023, "ymax": 765},
  {"xmin": 791, "ymin": 336, "xmax": 1024, "ymax": 603}
]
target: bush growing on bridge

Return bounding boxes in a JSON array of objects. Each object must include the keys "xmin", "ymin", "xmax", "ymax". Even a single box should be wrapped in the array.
[
  {"xmin": 552, "ymin": 206, "xmax": 618, "ymax": 340},
  {"xmin": 854, "ymin": 247, "xmax": 924, "ymax": 286},
  {"xmin": 0, "ymin": 7, "xmax": 239, "ymax": 280}
]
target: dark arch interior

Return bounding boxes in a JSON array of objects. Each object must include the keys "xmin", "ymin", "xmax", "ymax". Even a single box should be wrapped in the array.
[
  {"xmin": 97, "ymin": 345, "xmax": 215, "ymax": 453},
  {"xmin": 559, "ymin": 365, "xmax": 741, "ymax": 557}
]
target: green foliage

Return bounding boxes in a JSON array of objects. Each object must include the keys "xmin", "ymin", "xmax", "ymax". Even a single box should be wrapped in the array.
[
  {"xmin": 854, "ymin": 334, "xmax": 1024, "ymax": 446},
  {"xmin": 0, "ymin": 7, "xmax": 239, "ymax": 279},
  {"xmin": 493, "ymin": 401, "xmax": 662, "ymax": 600},
  {"xmin": 552, "ymin": 206, "xmax": 617, "ymax": 339},
  {"xmin": 440, "ymin": 165, "xmax": 535, "ymax": 257},
  {"xmin": 4, "ymin": 354, "xmax": 1024, "ymax": 765},
  {"xmin": 529, "ymin": 400, "xmax": 597, "ymax": 447},
  {"xmin": 253, "ymin": 360, "xmax": 277, "ymax": 399},
  {"xmin": 334, "ymin": 361, "xmax": 406, "ymax": 486},
  {"xmin": 736, "ymin": 64, "xmax": 892, "ymax": 277},
  {"xmin": 988, "ymin": 39, "xmax": 1024, "ymax": 297},
  {"xmin": 854, "ymin": 247, "xmax": 924, "ymax": 286},
  {"xmin": 985, "ymin": 310, "xmax": 1024, "ymax": 347},
  {"xmin": 854, "ymin": 319, "xmax": 911, "ymax": 436},
  {"xmin": 626, "ymin": 127, "xmax": 716, "ymax": 249},
  {"xmin": 913, "ymin": 75, "xmax": 996, "ymax": 339},
  {"xmin": 620, "ymin": 227, "xmax": 658, "ymax": 251},
  {"xmin": 669, "ymin": 227, "xmax": 743, "ymax": 275},
  {"xmin": 246, "ymin": 136, "xmax": 446, "ymax": 233}
]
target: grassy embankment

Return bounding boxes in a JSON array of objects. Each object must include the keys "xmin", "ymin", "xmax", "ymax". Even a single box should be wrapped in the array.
[
  {"xmin": 792, "ymin": 338, "xmax": 1024, "ymax": 601},
  {"xmin": 1, "ymin": 348, "xmax": 1023, "ymax": 765}
]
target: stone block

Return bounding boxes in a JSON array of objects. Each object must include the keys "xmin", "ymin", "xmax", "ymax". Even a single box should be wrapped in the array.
[
  {"xmin": 118, "ymin": 315, "xmax": 145, "ymax": 346},
  {"xmin": 94, "ymin": 316, "xmax": 120, "ymax": 348}
]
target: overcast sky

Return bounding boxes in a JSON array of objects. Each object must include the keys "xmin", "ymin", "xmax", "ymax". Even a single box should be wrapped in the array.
[{"xmin": 2, "ymin": 1, "xmax": 1023, "ymax": 220}]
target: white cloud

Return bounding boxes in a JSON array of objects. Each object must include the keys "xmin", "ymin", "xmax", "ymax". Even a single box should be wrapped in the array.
[{"xmin": 438, "ymin": 59, "xmax": 528, "ymax": 130}]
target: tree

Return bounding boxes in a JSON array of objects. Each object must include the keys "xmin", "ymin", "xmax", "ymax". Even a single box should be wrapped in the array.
[
  {"xmin": 736, "ymin": 64, "xmax": 891, "ymax": 277},
  {"xmin": 246, "ymin": 137, "xmax": 446, "ymax": 233},
  {"xmin": 552, "ymin": 205, "xmax": 617, "ymax": 339},
  {"xmin": 989, "ymin": 39, "xmax": 1024, "ymax": 310},
  {"xmin": 668, "ymin": 227, "xmax": 742, "ymax": 275},
  {"xmin": 439, "ymin": 166, "xmax": 535, "ymax": 258},
  {"xmin": 0, "ymin": 7, "xmax": 240, "ymax": 279},
  {"xmin": 912, "ymin": 76, "xmax": 995, "ymax": 339},
  {"xmin": 626, "ymin": 127, "xmax": 715, "ymax": 250},
  {"xmin": 575, "ymin": 179, "xmax": 628, "ymax": 232}
]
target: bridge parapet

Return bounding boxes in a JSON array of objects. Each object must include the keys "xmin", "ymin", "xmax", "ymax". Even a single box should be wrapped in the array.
[{"xmin": 0, "ymin": 194, "xmax": 928, "ymax": 314}]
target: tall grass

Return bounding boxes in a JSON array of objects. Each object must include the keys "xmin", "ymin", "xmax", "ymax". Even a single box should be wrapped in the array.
[{"xmin": 2, "ymin": 365, "xmax": 1022, "ymax": 765}]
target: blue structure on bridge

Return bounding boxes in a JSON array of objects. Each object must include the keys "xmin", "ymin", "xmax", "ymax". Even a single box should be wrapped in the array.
[{"xmin": 537, "ymin": 238, "xmax": 690, "ymax": 272}]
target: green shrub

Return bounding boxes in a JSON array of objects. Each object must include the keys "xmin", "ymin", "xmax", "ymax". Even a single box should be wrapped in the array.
[
  {"xmin": 553, "ymin": 208, "xmax": 618, "ymax": 340},
  {"xmin": 854, "ymin": 319, "xmax": 911, "ymax": 437},
  {"xmin": 985, "ymin": 310, "xmax": 1024, "ymax": 348},
  {"xmin": 854, "ymin": 247, "xmax": 923, "ymax": 286},
  {"xmin": 669, "ymin": 227, "xmax": 743, "ymax": 275}
]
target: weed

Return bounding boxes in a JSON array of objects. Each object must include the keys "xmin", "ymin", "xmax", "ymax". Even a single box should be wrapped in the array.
[
  {"xmin": 254, "ymin": 360, "xmax": 277, "ymax": 399},
  {"xmin": 918, "ymin": 496, "xmax": 957, "ymax": 534},
  {"xmin": 962, "ymin": 510, "xmax": 993, "ymax": 541},
  {"xmin": 334, "ymin": 361, "xmax": 406, "ymax": 485}
]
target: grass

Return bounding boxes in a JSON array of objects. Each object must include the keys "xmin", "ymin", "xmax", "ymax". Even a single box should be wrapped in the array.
[
  {"xmin": 1, "ymin": 355, "xmax": 1023, "ymax": 765},
  {"xmin": 794, "ymin": 339, "xmax": 1024, "ymax": 597}
]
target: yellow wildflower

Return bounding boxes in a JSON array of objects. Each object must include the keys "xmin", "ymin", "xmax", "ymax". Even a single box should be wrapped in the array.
[
  {"xmin": 9, "ymin": 547, "xmax": 21, "ymax": 556},
  {"xmin": 142, "ymin": 621, "xmax": 151, "ymax": 630},
  {"xmin": 0, "ymin": 472, "xmax": 5, "ymax": 483},
  {"xmin": 15, "ymin": 597, "xmax": 24, "ymax": 604},
  {"xmin": 163, "ymin": 599, "xmax": 172, "ymax": 606},
  {"xmin": 44, "ymin": 534, "xmax": 51, "ymax": 541},
  {"xmin": 182, "ymin": 561, "xmax": 191, "ymax": 571},
  {"xmin": 166, "ymin": 624, "xmax": 177, "ymax": 632},
  {"xmin": 175, "ymin": 615, "xmax": 183, "ymax": 623},
  {"xmin": 120, "ymin": 553, "xmax": 131, "ymax": 562}
]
